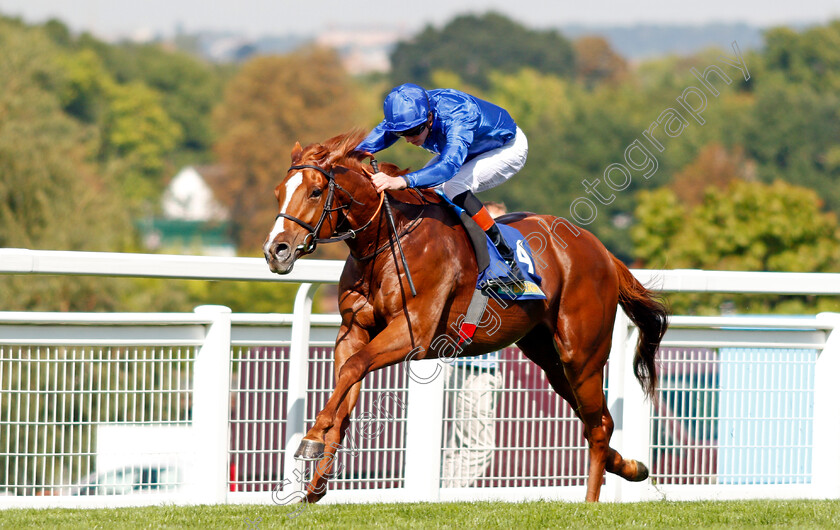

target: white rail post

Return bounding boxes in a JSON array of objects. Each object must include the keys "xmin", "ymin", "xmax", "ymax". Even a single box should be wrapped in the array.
[
  {"xmin": 283, "ymin": 283, "xmax": 319, "ymax": 493},
  {"xmin": 604, "ymin": 309, "xmax": 629, "ymax": 502},
  {"xmin": 192, "ymin": 305, "xmax": 233, "ymax": 504},
  {"xmin": 813, "ymin": 312, "xmax": 840, "ymax": 497},
  {"xmin": 404, "ymin": 358, "xmax": 446, "ymax": 502},
  {"xmin": 606, "ymin": 308, "xmax": 654, "ymax": 502}
]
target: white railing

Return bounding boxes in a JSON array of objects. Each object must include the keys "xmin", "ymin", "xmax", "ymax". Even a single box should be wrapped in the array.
[{"xmin": 1, "ymin": 249, "xmax": 840, "ymax": 508}]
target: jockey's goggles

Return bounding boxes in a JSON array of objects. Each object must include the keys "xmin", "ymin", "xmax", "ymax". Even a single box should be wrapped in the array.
[{"xmin": 394, "ymin": 118, "xmax": 429, "ymax": 138}]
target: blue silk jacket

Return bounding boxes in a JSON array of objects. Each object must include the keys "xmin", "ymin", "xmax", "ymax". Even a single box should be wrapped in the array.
[{"xmin": 356, "ymin": 89, "xmax": 517, "ymax": 188}]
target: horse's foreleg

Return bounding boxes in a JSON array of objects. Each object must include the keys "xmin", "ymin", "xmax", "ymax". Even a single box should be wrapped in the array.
[
  {"xmin": 300, "ymin": 379, "xmax": 362, "ymax": 504},
  {"xmin": 302, "ymin": 322, "xmax": 418, "ymax": 449},
  {"xmin": 295, "ymin": 323, "xmax": 368, "ymax": 503},
  {"xmin": 297, "ymin": 317, "xmax": 431, "ymax": 501}
]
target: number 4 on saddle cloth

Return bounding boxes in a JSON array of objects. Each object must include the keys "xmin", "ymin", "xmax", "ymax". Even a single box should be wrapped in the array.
[
  {"xmin": 479, "ymin": 223, "xmax": 546, "ymax": 300},
  {"xmin": 436, "ymin": 191, "xmax": 546, "ymax": 347},
  {"xmin": 436, "ymin": 190, "xmax": 545, "ymax": 301}
]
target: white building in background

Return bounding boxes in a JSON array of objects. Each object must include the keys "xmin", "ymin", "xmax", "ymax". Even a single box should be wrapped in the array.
[
  {"xmin": 140, "ymin": 166, "xmax": 236, "ymax": 257},
  {"xmin": 316, "ymin": 27, "xmax": 402, "ymax": 74},
  {"xmin": 162, "ymin": 166, "xmax": 230, "ymax": 222}
]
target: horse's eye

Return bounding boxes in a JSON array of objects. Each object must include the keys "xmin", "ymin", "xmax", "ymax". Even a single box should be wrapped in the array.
[{"xmin": 310, "ymin": 188, "xmax": 323, "ymax": 199}]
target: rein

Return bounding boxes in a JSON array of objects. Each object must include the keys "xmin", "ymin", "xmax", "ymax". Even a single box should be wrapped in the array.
[
  {"xmin": 275, "ymin": 160, "xmax": 418, "ymax": 297},
  {"xmin": 275, "ymin": 164, "xmax": 385, "ymax": 254},
  {"xmin": 372, "ymin": 159, "xmax": 416, "ymax": 296}
]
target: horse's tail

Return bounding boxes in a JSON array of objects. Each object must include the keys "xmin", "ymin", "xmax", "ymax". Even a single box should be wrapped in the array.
[{"xmin": 612, "ymin": 254, "xmax": 669, "ymax": 400}]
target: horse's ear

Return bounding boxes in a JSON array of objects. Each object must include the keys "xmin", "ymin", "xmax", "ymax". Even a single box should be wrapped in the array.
[{"xmin": 291, "ymin": 141, "xmax": 303, "ymax": 163}]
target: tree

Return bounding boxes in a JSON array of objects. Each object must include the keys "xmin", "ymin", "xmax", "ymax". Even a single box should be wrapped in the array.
[
  {"xmin": 49, "ymin": 40, "xmax": 188, "ymax": 213},
  {"xmin": 669, "ymin": 144, "xmax": 756, "ymax": 207},
  {"xmin": 743, "ymin": 83, "xmax": 840, "ymax": 212},
  {"xmin": 0, "ymin": 17, "xmax": 133, "ymax": 310},
  {"xmin": 89, "ymin": 41, "xmax": 227, "ymax": 153},
  {"xmin": 632, "ymin": 180, "xmax": 840, "ymax": 313},
  {"xmin": 49, "ymin": 29, "xmax": 228, "ymax": 210},
  {"xmin": 212, "ymin": 46, "xmax": 359, "ymax": 250},
  {"xmin": 480, "ymin": 69, "xmax": 576, "ymax": 213},
  {"xmin": 573, "ymin": 35, "xmax": 628, "ymax": 86},
  {"xmin": 634, "ymin": 180, "xmax": 840, "ymax": 271},
  {"xmin": 100, "ymin": 80, "xmax": 183, "ymax": 204},
  {"xmin": 389, "ymin": 12, "xmax": 575, "ymax": 89},
  {"xmin": 58, "ymin": 48, "xmax": 110, "ymax": 123},
  {"xmin": 762, "ymin": 21, "xmax": 840, "ymax": 93}
]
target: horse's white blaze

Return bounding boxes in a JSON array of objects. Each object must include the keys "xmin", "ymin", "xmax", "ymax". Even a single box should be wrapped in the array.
[{"xmin": 265, "ymin": 171, "xmax": 303, "ymax": 254}]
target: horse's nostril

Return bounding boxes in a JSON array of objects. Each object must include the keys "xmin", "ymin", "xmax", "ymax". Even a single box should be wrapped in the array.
[{"xmin": 274, "ymin": 242, "xmax": 290, "ymax": 257}]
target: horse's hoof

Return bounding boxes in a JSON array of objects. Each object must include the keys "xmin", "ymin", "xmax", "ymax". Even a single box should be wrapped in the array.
[
  {"xmin": 304, "ymin": 490, "xmax": 325, "ymax": 504},
  {"xmin": 294, "ymin": 439, "xmax": 325, "ymax": 461},
  {"xmin": 631, "ymin": 460, "xmax": 649, "ymax": 482}
]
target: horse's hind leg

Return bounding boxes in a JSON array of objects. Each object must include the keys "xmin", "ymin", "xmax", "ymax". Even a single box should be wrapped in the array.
[
  {"xmin": 568, "ymin": 356, "xmax": 648, "ymax": 501},
  {"xmin": 518, "ymin": 325, "xmax": 647, "ymax": 502},
  {"xmin": 552, "ymin": 322, "xmax": 648, "ymax": 501}
]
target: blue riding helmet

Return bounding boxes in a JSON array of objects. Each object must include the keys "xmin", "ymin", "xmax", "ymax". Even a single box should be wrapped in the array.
[{"xmin": 381, "ymin": 83, "xmax": 431, "ymax": 132}]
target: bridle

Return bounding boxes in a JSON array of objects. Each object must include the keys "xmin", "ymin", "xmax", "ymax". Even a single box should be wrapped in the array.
[
  {"xmin": 274, "ymin": 163, "xmax": 384, "ymax": 255},
  {"xmin": 273, "ymin": 160, "xmax": 419, "ymax": 296}
]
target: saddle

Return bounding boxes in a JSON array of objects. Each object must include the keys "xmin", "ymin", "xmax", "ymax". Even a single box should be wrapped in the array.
[
  {"xmin": 434, "ymin": 190, "xmax": 545, "ymax": 301},
  {"xmin": 360, "ymin": 162, "xmax": 545, "ymax": 348}
]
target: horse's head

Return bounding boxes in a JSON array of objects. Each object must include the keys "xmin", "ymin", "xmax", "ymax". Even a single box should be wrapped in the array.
[{"xmin": 263, "ymin": 130, "xmax": 370, "ymax": 274}]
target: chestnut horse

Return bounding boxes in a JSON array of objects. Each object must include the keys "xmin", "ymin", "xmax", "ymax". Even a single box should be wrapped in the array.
[{"xmin": 263, "ymin": 130, "xmax": 668, "ymax": 503}]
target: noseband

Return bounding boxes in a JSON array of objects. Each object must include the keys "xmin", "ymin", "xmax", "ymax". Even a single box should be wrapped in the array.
[{"xmin": 274, "ymin": 163, "xmax": 384, "ymax": 254}]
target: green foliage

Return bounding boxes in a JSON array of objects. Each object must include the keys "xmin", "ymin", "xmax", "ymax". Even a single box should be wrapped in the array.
[
  {"xmin": 213, "ymin": 47, "xmax": 360, "ymax": 250},
  {"xmin": 742, "ymin": 83, "xmax": 840, "ymax": 211},
  {"xmin": 633, "ymin": 180, "xmax": 840, "ymax": 313},
  {"xmin": 4, "ymin": 12, "xmax": 840, "ymax": 314},
  {"xmin": 762, "ymin": 21, "xmax": 840, "ymax": 92},
  {"xmin": 0, "ymin": 17, "xmax": 139, "ymax": 311},
  {"xmin": 89, "ymin": 41, "xmax": 227, "ymax": 152},
  {"xmin": 633, "ymin": 180, "xmax": 840, "ymax": 271},
  {"xmin": 380, "ymin": 34, "xmax": 758, "ymax": 261},
  {"xmin": 487, "ymin": 69, "xmax": 573, "ymax": 133},
  {"xmin": 0, "ymin": 27, "xmax": 116, "ymax": 239},
  {"xmin": 184, "ymin": 279, "xmax": 298, "ymax": 314},
  {"xmin": 573, "ymin": 35, "xmax": 629, "ymax": 86},
  {"xmin": 390, "ymin": 12, "xmax": 575, "ymax": 89},
  {"xmin": 52, "ymin": 31, "xmax": 227, "ymax": 211},
  {"xmin": 57, "ymin": 48, "xmax": 110, "ymax": 123},
  {"xmin": 101, "ymin": 80, "xmax": 183, "ymax": 201},
  {"xmin": 41, "ymin": 18, "xmax": 72, "ymax": 47},
  {"xmin": 630, "ymin": 188, "xmax": 687, "ymax": 267}
]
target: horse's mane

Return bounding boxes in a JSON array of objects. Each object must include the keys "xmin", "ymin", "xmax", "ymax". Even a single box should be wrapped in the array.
[
  {"xmin": 294, "ymin": 129, "xmax": 441, "ymax": 206},
  {"xmin": 297, "ymin": 129, "xmax": 408, "ymax": 179}
]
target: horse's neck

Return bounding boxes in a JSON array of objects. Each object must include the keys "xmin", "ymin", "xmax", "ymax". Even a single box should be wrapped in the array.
[
  {"xmin": 336, "ymin": 167, "xmax": 448, "ymax": 260},
  {"xmin": 336, "ymin": 169, "xmax": 391, "ymax": 258},
  {"xmin": 347, "ymin": 195, "xmax": 457, "ymax": 264}
]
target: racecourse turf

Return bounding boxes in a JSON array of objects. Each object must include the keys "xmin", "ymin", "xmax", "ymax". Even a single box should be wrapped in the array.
[{"xmin": 2, "ymin": 500, "xmax": 839, "ymax": 529}]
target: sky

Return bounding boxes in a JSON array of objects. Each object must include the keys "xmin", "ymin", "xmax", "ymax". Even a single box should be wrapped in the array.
[{"xmin": 1, "ymin": 0, "xmax": 839, "ymax": 39}]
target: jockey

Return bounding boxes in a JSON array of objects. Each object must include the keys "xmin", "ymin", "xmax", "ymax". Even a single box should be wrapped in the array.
[{"xmin": 356, "ymin": 83, "xmax": 529, "ymax": 285}]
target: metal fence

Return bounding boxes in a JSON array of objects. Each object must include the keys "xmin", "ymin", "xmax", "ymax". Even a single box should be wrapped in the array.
[
  {"xmin": 0, "ymin": 343, "xmax": 194, "ymax": 497},
  {"xmin": 639, "ymin": 316, "xmax": 839, "ymax": 502},
  {"xmin": 2, "ymin": 309, "xmax": 839, "ymax": 508},
  {"xmin": 1, "ymin": 250, "xmax": 840, "ymax": 507}
]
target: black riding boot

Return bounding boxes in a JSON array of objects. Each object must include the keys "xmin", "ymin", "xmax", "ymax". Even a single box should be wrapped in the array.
[{"xmin": 452, "ymin": 190, "xmax": 529, "ymax": 286}]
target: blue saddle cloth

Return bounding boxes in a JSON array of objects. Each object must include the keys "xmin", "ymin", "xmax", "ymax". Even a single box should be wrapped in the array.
[
  {"xmin": 478, "ymin": 223, "xmax": 546, "ymax": 300},
  {"xmin": 436, "ymin": 191, "xmax": 545, "ymax": 301}
]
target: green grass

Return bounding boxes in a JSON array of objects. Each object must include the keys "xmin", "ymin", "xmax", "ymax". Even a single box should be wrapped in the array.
[{"xmin": 2, "ymin": 500, "xmax": 840, "ymax": 529}]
